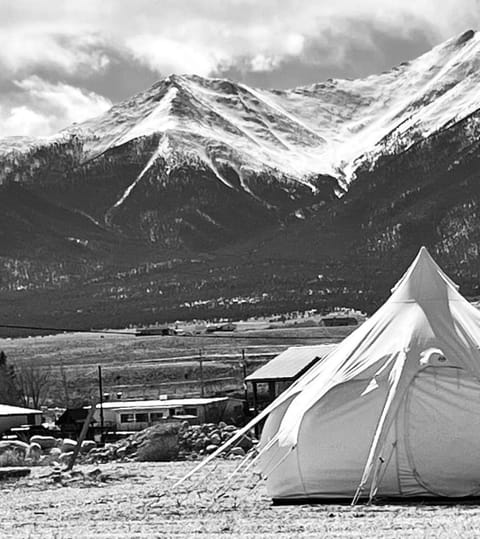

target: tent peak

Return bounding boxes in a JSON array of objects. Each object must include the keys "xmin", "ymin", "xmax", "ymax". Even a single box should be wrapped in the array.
[{"xmin": 390, "ymin": 247, "xmax": 459, "ymax": 301}]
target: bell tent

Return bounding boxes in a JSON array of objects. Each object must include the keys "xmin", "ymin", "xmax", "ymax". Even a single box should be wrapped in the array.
[{"xmin": 177, "ymin": 247, "xmax": 480, "ymax": 503}]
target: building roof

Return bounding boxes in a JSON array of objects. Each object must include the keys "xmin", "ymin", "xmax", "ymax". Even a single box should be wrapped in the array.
[
  {"xmin": 245, "ymin": 344, "xmax": 337, "ymax": 382},
  {"xmin": 0, "ymin": 404, "xmax": 42, "ymax": 416},
  {"xmin": 89, "ymin": 396, "xmax": 230, "ymax": 411}
]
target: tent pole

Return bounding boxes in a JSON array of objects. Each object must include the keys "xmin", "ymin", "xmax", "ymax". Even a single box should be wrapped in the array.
[
  {"xmin": 352, "ymin": 352, "xmax": 408, "ymax": 505},
  {"xmin": 172, "ymin": 384, "xmax": 300, "ymax": 490}
]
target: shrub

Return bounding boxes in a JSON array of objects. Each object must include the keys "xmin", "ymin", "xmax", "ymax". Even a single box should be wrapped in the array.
[{"xmin": 0, "ymin": 449, "xmax": 26, "ymax": 467}]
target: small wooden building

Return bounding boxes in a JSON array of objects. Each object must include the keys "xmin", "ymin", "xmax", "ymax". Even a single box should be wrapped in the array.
[
  {"xmin": 321, "ymin": 316, "xmax": 358, "ymax": 326},
  {"xmin": 135, "ymin": 326, "xmax": 176, "ymax": 336},
  {"xmin": 245, "ymin": 344, "xmax": 337, "ymax": 413},
  {"xmin": 57, "ymin": 407, "xmax": 97, "ymax": 439}
]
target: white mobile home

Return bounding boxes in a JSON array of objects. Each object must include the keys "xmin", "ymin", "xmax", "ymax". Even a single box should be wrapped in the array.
[
  {"xmin": 91, "ymin": 396, "xmax": 244, "ymax": 431},
  {"xmin": 0, "ymin": 404, "xmax": 42, "ymax": 434}
]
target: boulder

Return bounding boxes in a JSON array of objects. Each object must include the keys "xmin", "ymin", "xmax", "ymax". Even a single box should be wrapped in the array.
[
  {"xmin": 209, "ymin": 433, "xmax": 221, "ymax": 446},
  {"xmin": 115, "ymin": 447, "xmax": 127, "ymax": 459},
  {"xmin": 80, "ymin": 440, "xmax": 96, "ymax": 454},
  {"xmin": 237, "ymin": 435, "xmax": 253, "ymax": 452},
  {"xmin": 27, "ymin": 443, "xmax": 42, "ymax": 463},
  {"xmin": 59, "ymin": 451, "xmax": 74, "ymax": 465},
  {"xmin": 205, "ymin": 444, "xmax": 218, "ymax": 454},
  {"xmin": 136, "ymin": 423, "xmax": 180, "ymax": 462},
  {"xmin": 0, "ymin": 440, "xmax": 29, "ymax": 457},
  {"xmin": 49, "ymin": 447, "xmax": 62, "ymax": 459},
  {"xmin": 61, "ymin": 439, "xmax": 77, "ymax": 453},
  {"xmin": 30, "ymin": 435, "xmax": 57, "ymax": 450},
  {"xmin": 230, "ymin": 447, "xmax": 246, "ymax": 457}
]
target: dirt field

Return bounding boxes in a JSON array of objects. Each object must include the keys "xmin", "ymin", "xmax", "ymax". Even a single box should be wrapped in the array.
[
  {"xmin": 0, "ymin": 325, "xmax": 355, "ymax": 405},
  {"xmin": 2, "ymin": 460, "xmax": 480, "ymax": 538}
]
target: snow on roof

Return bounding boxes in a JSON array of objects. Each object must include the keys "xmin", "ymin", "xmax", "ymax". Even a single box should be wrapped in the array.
[
  {"xmin": 245, "ymin": 344, "xmax": 337, "ymax": 382},
  {"xmin": 91, "ymin": 396, "xmax": 230, "ymax": 410},
  {"xmin": 0, "ymin": 404, "xmax": 42, "ymax": 416}
]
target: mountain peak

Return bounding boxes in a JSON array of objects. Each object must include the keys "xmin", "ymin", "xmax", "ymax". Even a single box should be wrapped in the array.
[{"xmin": 455, "ymin": 29, "xmax": 476, "ymax": 46}]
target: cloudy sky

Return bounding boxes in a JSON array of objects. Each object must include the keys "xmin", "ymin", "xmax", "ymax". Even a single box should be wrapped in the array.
[{"xmin": 1, "ymin": 0, "xmax": 479, "ymax": 137}]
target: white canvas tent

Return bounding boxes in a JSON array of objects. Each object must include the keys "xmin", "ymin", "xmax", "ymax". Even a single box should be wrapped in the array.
[
  {"xmin": 257, "ymin": 247, "xmax": 480, "ymax": 502},
  {"xmin": 176, "ymin": 247, "xmax": 480, "ymax": 503}
]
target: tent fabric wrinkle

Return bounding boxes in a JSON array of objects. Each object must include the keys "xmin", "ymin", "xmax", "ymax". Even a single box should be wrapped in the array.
[{"xmin": 257, "ymin": 246, "xmax": 480, "ymax": 502}]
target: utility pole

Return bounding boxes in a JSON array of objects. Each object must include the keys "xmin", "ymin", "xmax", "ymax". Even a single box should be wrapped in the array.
[
  {"xmin": 60, "ymin": 361, "xmax": 70, "ymax": 409},
  {"xmin": 199, "ymin": 350, "xmax": 205, "ymax": 397},
  {"xmin": 242, "ymin": 349, "xmax": 248, "ymax": 402},
  {"xmin": 98, "ymin": 365, "xmax": 104, "ymax": 444}
]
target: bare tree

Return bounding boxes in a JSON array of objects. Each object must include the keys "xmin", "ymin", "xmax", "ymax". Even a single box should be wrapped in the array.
[
  {"xmin": 15, "ymin": 363, "xmax": 52, "ymax": 409},
  {"xmin": 0, "ymin": 351, "xmax": 21, "ymax": 405}
]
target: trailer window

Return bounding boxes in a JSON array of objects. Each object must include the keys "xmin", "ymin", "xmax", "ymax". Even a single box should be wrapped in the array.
[
  {"xmin": 120, "ymin": 413, "xmax": 135, "ymax": 423},
  {"xmin": 136, "ymin": 413, "xmax": 148, "ymax": 422}
]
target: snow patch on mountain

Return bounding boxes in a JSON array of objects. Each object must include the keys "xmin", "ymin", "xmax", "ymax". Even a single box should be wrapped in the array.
[{"xmin": 115, "ymin": 86, "xmax": 178, "ymax": 148}]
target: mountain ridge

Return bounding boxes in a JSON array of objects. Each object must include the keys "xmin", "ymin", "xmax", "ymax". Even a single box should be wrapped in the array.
[{"xmin": 2, "ymin": 29, "xmax": 480, "ymax": 328}]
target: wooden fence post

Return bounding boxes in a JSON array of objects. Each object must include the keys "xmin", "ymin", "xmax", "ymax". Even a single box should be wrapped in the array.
[{"xmin": 66, "ymin": 399, "xmax": 97, "ymax": 471}]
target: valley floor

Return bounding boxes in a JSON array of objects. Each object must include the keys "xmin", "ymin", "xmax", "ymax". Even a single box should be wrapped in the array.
[{"xmin": 2, "ymin": 460, "xmax": 480, "ymax": 538}]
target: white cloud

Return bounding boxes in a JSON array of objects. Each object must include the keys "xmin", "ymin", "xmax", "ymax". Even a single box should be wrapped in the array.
[
  {"xmin": 0, "ymin": 0, "xmax": 479, "ymax": 136},
  {"xmin": 0, "ymin": 28, "xmax": 110, "ymax": 77},
  {"xmin": 0, "ymin": 0, "xmax": 477, "ymax": 79},
  {"xmin": 0, "ymin": 77, "xmax": 111, "ymax": 137},
  {"xmin": 126, "ymin": 35, "xmax": 226, "ymax": 76},
  {"xmin": 1, "ymin": 105, "xmax": 52, "ymax": 137}
]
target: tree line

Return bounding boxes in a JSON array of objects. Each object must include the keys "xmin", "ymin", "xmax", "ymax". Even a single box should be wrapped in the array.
[{"xmin": 0, "ymin": 351, "xmax": 51, "ymax": 409}]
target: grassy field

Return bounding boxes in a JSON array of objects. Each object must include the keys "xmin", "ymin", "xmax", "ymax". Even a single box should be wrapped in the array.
[
  {"xmin": 0, "ymin": 325, "xmax": 355, "ymax": 406},
  {"xmin": 2, "ymin": 460, "xmax": 479, "ymax": 538}
]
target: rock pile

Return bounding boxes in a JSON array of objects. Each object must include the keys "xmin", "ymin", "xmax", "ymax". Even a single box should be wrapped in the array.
[
  {"xmin": 178, "ymin": 421, "xmax": 254, "ymax": 459},
  {"xmin": 0, "ymin": 435, "xmax": 98, "ymax": 467},
  {"xmin": 0, "ymin": 422, "xmax": 256, "ymax": 467},
  {"xmin": 84, "ymin": 421, "xmax": 257, "ymax": 464}
]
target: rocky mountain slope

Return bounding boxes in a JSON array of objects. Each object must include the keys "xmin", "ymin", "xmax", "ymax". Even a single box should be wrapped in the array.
[{"xmin": 2, "ymin": 30, "xmax": 480, "ymax": 328}]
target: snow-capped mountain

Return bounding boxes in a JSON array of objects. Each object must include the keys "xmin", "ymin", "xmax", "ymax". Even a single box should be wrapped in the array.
[
  {"xmin": 7, "ymin": 29, "xmax": 480, "ymax": 184},
  {"xmin": 2, "ymin": 29, "xmax": 480, "ymax": 324},
  {"xmin": 3, "ymin": 30, "xmax": 480, "ymax": 232}
]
